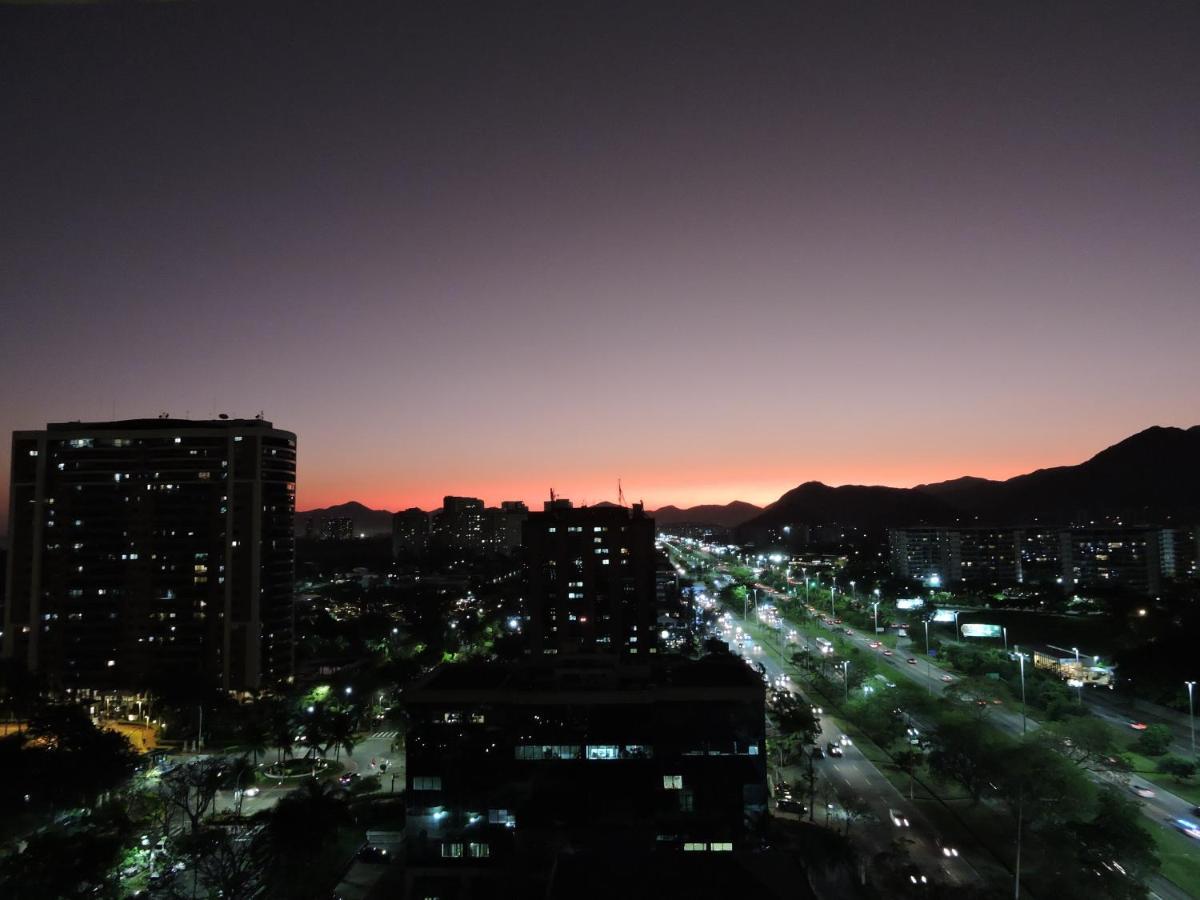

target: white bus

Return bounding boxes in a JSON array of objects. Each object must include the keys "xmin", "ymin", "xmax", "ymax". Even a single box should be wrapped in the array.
[{"xmin": 814, "ymin": 637, "xmax": 834, "ymax": 655}]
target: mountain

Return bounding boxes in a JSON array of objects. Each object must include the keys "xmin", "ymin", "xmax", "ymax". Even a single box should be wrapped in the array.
[
  {"xmin": 739, "ymin": 425, "xmax": 1200, "ymax": 534},
  {"xmin": 651, "ymin": 501, "xmax": 762, "ymax": 528},
  {"xmin": 741, "ymin": 483, "xmax": 957, "ymax": 533},
  {"xmin": 295, "ymin": 501, "xmax": 396, "ymax": 537},
  {"xmin": 916, "ymin": 425, "xmax": 1200, "ymax": 524}
]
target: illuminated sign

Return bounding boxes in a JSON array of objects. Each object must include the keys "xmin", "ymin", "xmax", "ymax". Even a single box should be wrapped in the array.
[
  {"xmin": 896, "ymin": 598, "xmax": 925, "ymax": 610},
  {"xmin": 960, "ymin": 623, "xmax": 1003, "ymax": 639},
  {"xmin": 931, "ymin": 609, "xmax": 957, "ymax": 623}
]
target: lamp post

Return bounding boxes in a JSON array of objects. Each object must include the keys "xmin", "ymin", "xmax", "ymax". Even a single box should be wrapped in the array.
[
  {"xmin": 923, "ymin": 620, "xmax": 932, "ymax": 695},
  {"xmin": 1187, "ymin": 681, "xmax": 1196, "ymax": 759},
  {"xmin": 1003, "ymin": 626, "xmax": 1008, "ymax": 653},
  {"xmin": 872, "ymin": 601, "xmax": 880, "ymax": 635},
  {"xmin": 843, "ymin": 661, "xmax": 850, "ymax": 702},
  {"xmin": 1016, "ymin": 649, "xmax": 1028, "ymax": 735},
  {"xmin": 850, "ymin": 580, "xmax": 856, "ymax": 601}
]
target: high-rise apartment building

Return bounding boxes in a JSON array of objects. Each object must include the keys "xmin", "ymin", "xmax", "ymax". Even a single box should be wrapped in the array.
[
  {"xmin": 432, "ymin": 496, "xmax": 485, "ymax": 554},
  {"xmin": 1061, "ymin": 527, "xmax": 1163, "ymax": 596},
  {"xmin": 523, "ymin": 500, "xmax": 657, "ymax": 656},
  {"xmin": 392, "ymin": 507, "xmax": 431, "ymax": 559},
  {"xmin": 2, "ymin": 417, "xmax": 296, "ymax": 693}
]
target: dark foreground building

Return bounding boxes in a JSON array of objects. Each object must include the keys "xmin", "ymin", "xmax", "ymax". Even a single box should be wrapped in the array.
[
  {"xmin": 2, "ymin": 417, "xmax": 296, "ymax": 693},
  {"xmin": 402, "ymin": 651, "xmax": 767, "ymax": 899},
  {"xmin": 523, "ymin": 500, "xmax": 658, "ymax": 657}
]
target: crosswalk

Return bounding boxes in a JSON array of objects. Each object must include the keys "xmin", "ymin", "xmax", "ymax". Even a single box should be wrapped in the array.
[{"xmin": 369, "ymin": 731, "xmax": 399, "ymax": 739}]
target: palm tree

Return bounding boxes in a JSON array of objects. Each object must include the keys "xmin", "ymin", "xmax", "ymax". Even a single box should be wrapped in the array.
[
  {"xmin": 265, "ymin": 699, "xmax": 295, "ymax": 765},
  {"xmin": 238, "ymin": 715, "xmax": 270, "ymax": 767},
  {"xmin": 264, "ymin": 778, "xmax": 351, "ymax": 895},
  {"xmin": 327, "ymin": 708, "xmax": 358, "ymax": 763}
]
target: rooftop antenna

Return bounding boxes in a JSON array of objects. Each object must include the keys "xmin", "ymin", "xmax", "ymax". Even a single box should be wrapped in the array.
[
  {"xmin": 618, "ymin": 478, "xmax": 626, "ymax": 507},
  {"xmin": 550, "ymin": 488, "xmax": 556, "ymax": 503}
]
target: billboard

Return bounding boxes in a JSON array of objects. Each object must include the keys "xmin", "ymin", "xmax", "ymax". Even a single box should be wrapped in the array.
[
  {"xmin": 931, "ymin": 609, "xmax": 957, "ymax": 623},
  {"xmin": 960, "ymin": 623, "xmax": 1003, "ymax": 639},
  {"xmin": 896, "ymin": 598, "xmax": 925, "ymax": 610}
]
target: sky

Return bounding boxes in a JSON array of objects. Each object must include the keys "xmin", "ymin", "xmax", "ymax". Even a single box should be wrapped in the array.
[{"xmin": 2, "ymin": 0, "xmax": 1199, "ymax": 525}]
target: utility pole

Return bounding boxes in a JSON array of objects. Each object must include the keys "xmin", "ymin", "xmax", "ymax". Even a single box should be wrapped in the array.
[{"xmin": 1187, "ymin": 681, "xmax": 1196, "ymax": 759}]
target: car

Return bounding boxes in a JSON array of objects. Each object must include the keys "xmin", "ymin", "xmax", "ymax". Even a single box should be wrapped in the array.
[
  {"xmin": 1129, "ymin": 722, "xmax": 1148, "ymax": 731},
  {"xmin": 834, "ymin": 619, "xmax": 843, "ymax": 625},
  {"xmin": 777, "ymin": 798, "xmax": 807, "ymax": 815},
  {"xmin": 843, "ymin": 628, "xmax": 853, "ymax": 635},
  {"xmin": 827, "ymin": 742, "xmax": 844, "ymax": 757},
  {"xmin": 811, "ymin": 706, "xmax": 823, "ymax": 715},
  {"xmin": 1173, "ymin": 819, "xmax": 1200, "ymax": 840},
  {"xmin": 1193, "ymin": 806, "xmax": 1200, "ymax": 817},
  {"xmin": 882, "ymin": 649, "xmax": 894, "ymax": 657},
  {"xmin": 868, "ymin": 641, "xmax": 881, "ymax": 649},
  {"xmin": 356, "ymin": 844, "xmax": 390, "ymax": 863},
  {"xmin": 992, "ymin": 698, "xmax": 1003, "ymax": 705},
  {"xmin": 906, "ymin": 657, "xmax": 918, "ymax": 665},
  {"xmin": 1131, "ymin": 785, "xmax": 1155, "ymax": 799},
  {"xmin": 339, "ymin": 772, "xmax": 360, "ymax": 786},
  {"xmin": 811, "ymin": 746, "xmax": 826, "ymax": 760},
  {"xmin": 940, "ymin": 845, "xmax": 960, "ymax": 858},
  {"xmin": 889, "ymin": 808, "xmax": 910, "ymax": 828},
  {"xmin": 242, "ymin": 786, "xmax": 261, "ymax": 798},
  {"xmin": 839, "ymin": 735, "xmax": 852, "ymax": 747},
  {"xmin": 941, "ymin": 674, "xmax": 953, "ymax": 682}
]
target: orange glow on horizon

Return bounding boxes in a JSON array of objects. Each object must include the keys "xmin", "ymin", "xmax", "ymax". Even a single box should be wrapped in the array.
[{"xmin": 295, "ymin": 454, "xmax": 1065, "ymax": 513}]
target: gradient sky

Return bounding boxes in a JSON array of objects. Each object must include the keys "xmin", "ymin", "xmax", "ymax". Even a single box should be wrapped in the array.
[{"xmin": 2, "ymin": 1, "xmax": 1199, "ymax": 527}]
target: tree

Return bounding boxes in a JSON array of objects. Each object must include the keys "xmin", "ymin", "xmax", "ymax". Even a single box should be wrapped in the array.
[
  {"xmin": 1134, "ymin": 724, "xmax": 1173, "ymax": 756},
  {"xmin": 893, "ymin": 749, "xmax": 923, "ymax": 801},
  {"xmin": 1038, "ymin": 786, "xmax": 1158, "ymax": 899},
  {"xmin": 770, "ymin": 691, "xmax": 821, "ymax": 745},
  {"xmin": 237, "ymin": 713, "xmax": 271, "ymax": 767},
  {"xmin": 326, "ymin": 707, "xmax": 359, "ymax": 762},
  {"xmin": 263, "ymin": 778, "xmax": 351, "ymax": 898},
  {"xmin": 187, "ymin": 822, "xmax": 270, "ymax": 900},
  {"xmin": 1155, "ymin": 755, "xmax": 1196, "ymax": 783},
  {"xmin": 927, "ymin": 712, "xmax": 1010, "ymax": 804},
  {"xmin": 998, "ymin": 740, "xmax": 1094, "ymax": 830},
  {"xmin": 1044, "ymin": 716, "xmax": 1118, "ymax": 771},
  {"xmin": 159, "ymin": 756, "xmax": 231, "ymax": 834}
]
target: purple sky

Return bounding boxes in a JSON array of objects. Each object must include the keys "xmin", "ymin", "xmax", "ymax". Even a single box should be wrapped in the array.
[{"xmin": 2, "ymin": 1, "xmax": 1198, "ymax": 527}]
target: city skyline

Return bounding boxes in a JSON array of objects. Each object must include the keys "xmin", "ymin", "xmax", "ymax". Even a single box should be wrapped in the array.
[{"xmin": 3, "ymin": 2, "xmax": 1199, "ymax": 522}]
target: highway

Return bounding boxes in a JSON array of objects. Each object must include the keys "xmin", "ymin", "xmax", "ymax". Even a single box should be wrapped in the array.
[{"xmin": 665, "ymin": 538, "xmax": 1198, "ymax": 899}]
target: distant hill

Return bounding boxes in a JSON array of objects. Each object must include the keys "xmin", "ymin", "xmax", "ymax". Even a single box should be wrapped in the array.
[
  {"xmin": 741, "ymin": 483, "xmax": 956, "ymax": 533},
  {"xmin": 739, "ymin": 425, "xmax": 1200, "ymax": 534},
  {"xmin": 295, "ymin": 501, "xmax": 396, "ymax": 537},
  {"xmin": 915, "ymin": 425, "xmax": 1200, "ymax": 524},
  {"xmin": 651, "ymin": 501, "xmax": 762, "ymax": 528}
]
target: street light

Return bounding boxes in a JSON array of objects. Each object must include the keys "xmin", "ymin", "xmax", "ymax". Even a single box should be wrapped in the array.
[
  {"xmin": 1015, "ymin": 648, "xmax": 1028, "ymax": 735},
  {"xmin": 849, "ymin": 580, "xmax": 856, "ymax": 601},
  {"xmin": 1187, "ymin": 681, "xmax": 1196, "ymax": 759},
  {"xmin": 1003, "ymin": 626, "xmax": 1008, "ymax": 653},
  {"xmin": 871, "ymin": 601, "xmax": 880, "ymax": 635},
  {"xmin": 843, "ymin": 661, "xmax": 850, "ymax": 702},
  {"xmin": 830, "ymin": 583, "xmax": 837, "ymax": 619},
  {"xmin": 923, "ymin": 620, "xmax": 932, "ymax": 694}
]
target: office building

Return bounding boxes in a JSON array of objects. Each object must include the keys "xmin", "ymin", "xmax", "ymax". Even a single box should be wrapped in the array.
[
  {"xmin": 523, "ymin": 500, "xmax": 657, "ymax": 656},
  {"xmin": 402, "ymin": 651, "xmax": 767, "ymax": 898},
  {"xmin": 3, "ymin": 417, "xmax": 296, "ymax": 692}
]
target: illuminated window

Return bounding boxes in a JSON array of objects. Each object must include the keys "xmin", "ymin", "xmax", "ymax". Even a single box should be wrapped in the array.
[
  {"xmin": 467, "ymin": 843, "xmax": 489, "ymax": 858},
  {"xmin": 683, "ymin": 842, "xmax": 706, "ymax": 852},
  {"xmin": 663, "ymin": 775, "xmax": 683, "ymax": 790},
  {"xmin": 412, "ymin": 776, "xmax": 442, "ymax": 790},
  {"xmin": 711, "ymin": 842, "xmax": 733, "ymax": 852},
  {"xmin": 440, "ymin": 843, "xmax": 463, "ymax": 858}
]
